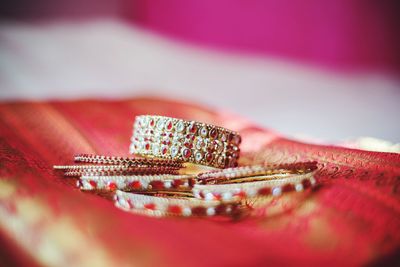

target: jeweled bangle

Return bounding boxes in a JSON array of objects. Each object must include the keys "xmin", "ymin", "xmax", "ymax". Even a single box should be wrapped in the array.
[
  {"xmin": 114, "ymin": 190, "xmax": 240, "ymax": 217},
  {"xmin": 129, "ymin": 115, "xmax": 241, "ymax": 168},
  {"xmin": 78, "ymin": 174, "xmax": 195, "ymax": 191}
]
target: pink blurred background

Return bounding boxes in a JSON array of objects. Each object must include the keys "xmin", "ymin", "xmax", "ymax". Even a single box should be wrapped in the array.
[{"xmin": 0, "ymin": 0, "xmax": 399, "ymax": 144}]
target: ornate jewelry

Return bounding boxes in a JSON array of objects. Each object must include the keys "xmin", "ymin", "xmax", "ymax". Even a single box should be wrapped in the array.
[
  {"xmin": 78, "ymin": 174, "xmax": 195, "ymax": 191},
  {"xmin": 130, "ymin": 115, "xmax": 241, "ymax": 168},
  {"xmin": 115, "ymin": 190, "xmax": 240, "ymax": 217}
]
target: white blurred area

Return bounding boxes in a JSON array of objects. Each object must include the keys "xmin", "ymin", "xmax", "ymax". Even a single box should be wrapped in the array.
[{"xmin": 0, "ymin": 19, "xmax": 399, "ymax": 148}]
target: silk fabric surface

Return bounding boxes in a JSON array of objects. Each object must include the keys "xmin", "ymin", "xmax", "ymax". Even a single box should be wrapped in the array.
[{"xmin": 0, "ymin": 98, "xmax": 399, "ymax": 266}]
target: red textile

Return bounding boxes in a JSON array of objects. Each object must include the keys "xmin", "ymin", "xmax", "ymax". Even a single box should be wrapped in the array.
[{"xmin": 0, "ymin": 98, "xmax": 399, "ymax": 266}]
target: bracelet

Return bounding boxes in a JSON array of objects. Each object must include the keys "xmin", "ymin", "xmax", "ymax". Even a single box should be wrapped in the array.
[
  {"xmin": 193, "ymin": 172, "xmax": 317, "ymax": 202},
  {"xmin": 74, "ymin": 154, "xmax": 183, "ymax": 167},
  {"xmin": 130, "ymin": 115, "xmax": 241, "ymax": 168},
  {"xmin": 115, "ymin": 190, "xmax": 240, "ymax": 217},
  {"xmin": 78, "ymin": 174, "xmax": 195, "ymax": 191}
]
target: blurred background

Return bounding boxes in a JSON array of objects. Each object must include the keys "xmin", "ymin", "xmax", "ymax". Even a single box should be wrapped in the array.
[{"xmin": 0, "ymin": 0, "xmax": 399, "ymax": 146}]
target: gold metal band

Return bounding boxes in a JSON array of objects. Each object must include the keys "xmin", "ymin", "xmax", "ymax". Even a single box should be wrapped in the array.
[{"xmin": 130, "ymin": 115, "xmax": 241, "ymax": 168}]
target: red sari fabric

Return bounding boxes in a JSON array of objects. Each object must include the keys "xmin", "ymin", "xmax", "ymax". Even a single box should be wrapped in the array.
[{"xmin": 0, "ymin": 98, "xmax": 399, "ymax": 267}]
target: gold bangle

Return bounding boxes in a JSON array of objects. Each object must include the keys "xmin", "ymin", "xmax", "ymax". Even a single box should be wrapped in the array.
[{"xmin": 130, "ymin": 115, "xmax": 241, "ymax": 168}]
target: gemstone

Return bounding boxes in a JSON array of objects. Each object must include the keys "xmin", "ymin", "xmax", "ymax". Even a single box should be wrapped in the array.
[
  {"xmin": 182, "ymin": 207, "xmax": 192, "ymax": 216},
  {"xmin": 220, "ymin": 132, "xmax": 228, "ymax": 142},
  {"xmin": 161, "ymin": 146, "xmax": 168, "ymax": 155},
  {"xmin": 188, "ymin": 123, "xmax": 197, "ymax": 134},
  {"xmin": 232, "ymin": 135, "xmax": 241, "ymax": 145},
  {"xmin": 272, "ymin": 187, "xmax": 282, "ymax": 196},
  {"xmin": 205, "ymin": 153, "xmax": 213, "ymax": 163},
  {"xmin": 195, "ymin": 138, "xmax": 204, "ymax": 149},
  {"xmin": 145, "ymin": 143, "xmax": 151, "ymax": 150},
  {"xmin": 108, "ymin": 182, "xmax": 117, "ymax": 190},
  {"xmin": 302, "ymin": 179, "xmax": 311, "ymax": 188},
  {"xmin": 215, "ymin": 141, "xmax": 224, "ymax": 153},
  {"xmin": 170, "ymin": 146, "xmax": 179, "ymax": 157},
  {"xmin": 204, "ymin": 192, "xmax": 214, "ymax": 201},
  {"xmin": 152, "ymin": 145, "xmax": 160, "ymax": 155},
  {"xmin": 168, "ymin": 205, "xmax": 182, "ymax": 215},
  {"xmin": 164, "ymin": 181, "xmax": 172, "ymax": 188},
  {"xmin": 222, "ymin": 192, "xmax": 233, "ymax": 201},
  {"xmin": 176, "ymin": 121, "xmax": 185, "ymax": 132},
  {"xmin": 89, "ymin": 180, "xmax": 97, "ymax": 188},
  {"xmin": 149, "ymin": 118, "xmax": 155, "ymax": 127},
  {"xmin": 182, "ymin": 148, "xmax": 191, "ymax": 159},
  {"xmin": 144, "ymin": 203, "xmax": 156, "ymax": 210},
  {"xmin": 258, "ymin": 187, "xmax": 271, "ymax": 196},
  {"xmin": 206, "ymin": 207, "xmax": 216, "ymax": 216},
  {"xmin": 191, "ymin": 206, "xmax": 206, "ymax": 216},
  {"xmin": 172, "ymin": 179, "xmax": 183, "ymax": 188},
  {"xmin": 200, "ymin": 126, "xmax": 208, "ymax": 137},
  {"xmin": 165, "ymin": 120, "xmax": 173, "ymax": 131},
  {"xmin": 184, "ymin": 142, "xmax": 193, "ymax": 148},
  {"xmin": 210, "ymin": 128, "xmax": 218, "ymax": 139},
  {"xmin": 130, "ymin": 181, "xmax": 141, "ymax": 189},
  {"xmin": 295, "ymin": 183, "xmax": 304, "ymax": 192},
  {"xmin": 215, "ymin": 204, "xmax": 227, "ymax": 215},
  {"xmin": 282, "ymin": 184, "xmax": 294, "ymax": 192},
  {"xmin": 150, "ymin": 180, "xmax": 164, "ymax": 190},
  {"xmin": 194, "ymin": 151, "xmax": 203, "ymax": 162},
  {"xmin": 188, "ymin": 178, "xmax": 196, "ymax": 187},
  {"xmin": 156, "ymin": 119, "xmax": 165, "ymax": 130}
]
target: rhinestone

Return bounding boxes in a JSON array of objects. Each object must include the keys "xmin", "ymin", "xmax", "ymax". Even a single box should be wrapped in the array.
[
  {"xmin": 182, "ymin": 148, "xmax": 192, "ymax": 159},
  {"xmin": 144, "ymin": 203, "xmax": 156, "ymax": 210},
  {"xmin": 149, "ymin": 118, "xmax": 155, "ymax": 127},
  {"xmin": 204, "ymin": 192, "xmax": 214, "ymax": 201},
  {"xmin": 182, "ymin": 207, "xmax": 192, "ymax": 216},
  {"xmin": 164, "ymin": 181, "xmax": 172, "ymax": 188},
  {"xmin": 161, "ymin": 146, "xmax": 168, "ymax": 155},
  {"xmin": 156, "ymin": 118, "xmax": 165, "ymax": 130},
  {"xmin": 152, "ymin": 144, "xmax": 160, "ymax": 155},
  {"xmin": 206, "ymin": 207, "xmax": 216, "ymax": 216},
  {"xmin": 171, "ymin": 146, "xmax": 179, "ymax": 157},
  {"xmin": 232, "ymin": 135, "xmax": 241, "ymax": 145},
  {"xmin": 295, "ymin": 183, "xmax": 304, "ymax": 192},
  {"xmin": 188, "ymin": 123, "xmax": 197, "ymax": 134},
  {"xmin": 210, "ymin": 128, "xmax": 218, "ymax": 139},
  {"xmin": 145, "ymin": 143, "xmax": 151, "ymax": 150},
  {"xmin": 130, "ymin": 181, "xmax": 141, "ymax": 189},
  {"xmin": 168, "ymin": 205, "xmax": 182, "ymax": 215},
  {"xmin": 176, "ymin": 121, "xmax": 185, "ymax": 132},
  {"xmin": 89, "ymin": 180, "xmax": 97, "ymax": 188},
  {"xmin": 205, "ymin": 153, "xmax": 213, "ymax": 163},
  {"xmin": 195, "ymin": 138, "xmax": 204, "ymax": 150},
  {"xmin": 222, "ymin": 192, "xmax": 232, "ymax": 201},
  {"xmin": 272, "ymin": 187, "xmax": 282, "ymax": 196},
  {"xmin": 194, "ymin": 151, "xmax": 203, "ymax": 162},
  {"xmin": 165, "ymin": 120, "xmax": 173, "ymax": 131},
  {"xmin": 200, "ymin": 126, "xmax": 208, "ymax": 137}
]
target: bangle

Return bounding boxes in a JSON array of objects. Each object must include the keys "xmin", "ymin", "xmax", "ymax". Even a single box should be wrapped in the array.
[
  {"xmin": 74, "ymin": 154, "xmax": 183, "ymax": 168},
  {"xmin": 78, "ymin": 174, "xmax": 195, "ymax": 191},
  {"xmin": 130, "ymin": 115, "xmax": 241, "ymax": 168},
  {"xmin": 114, "ymin": 190, "xmax": 240, "ymax": 217},
  {"xmin": 193, "ymin": 172, "xmax": 317, "ymax": 202}
]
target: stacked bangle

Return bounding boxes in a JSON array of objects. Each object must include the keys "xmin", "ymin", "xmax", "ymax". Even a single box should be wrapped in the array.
[{"xmin": 130, "ymin": 115, "xmax": 241, "ymax": 168}]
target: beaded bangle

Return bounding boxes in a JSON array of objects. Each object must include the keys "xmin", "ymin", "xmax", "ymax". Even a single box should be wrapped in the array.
[
  {"xmin": 74, "ymin": 154, "xmax": 183, "ymax": 168},
  {"xmin": 78, "ymin": 174, "xmax": 195, "ymax": 191},
  {"xmin": 193, "ymin": 172, "xmax": 317, "ymax": 202},
  {"xmin": 130, "ymin": 115, "xmax": 241, "ymax": 168},
  {"xmin": 114, "ymin": 190, "xmax": 240, "ymax": 217}
]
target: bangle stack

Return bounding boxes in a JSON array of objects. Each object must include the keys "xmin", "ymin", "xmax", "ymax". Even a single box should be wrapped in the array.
[{"xmin": 54, "ymin": 115, "xmax": 319, "ymax": 218}]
